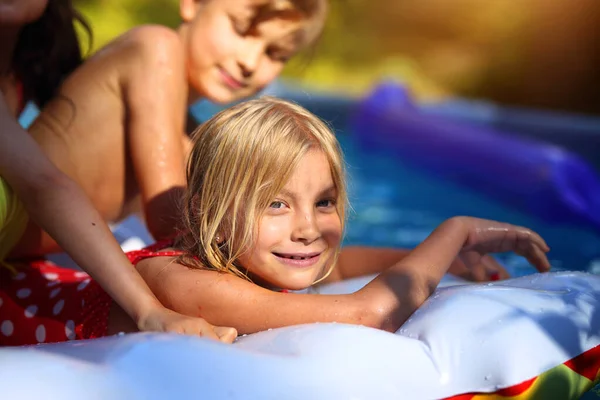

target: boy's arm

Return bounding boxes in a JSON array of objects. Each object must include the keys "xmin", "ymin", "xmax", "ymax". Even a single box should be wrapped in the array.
[
  {"xmin": 0, "ymin": 98, "xmax": 234, "ymax": 341},
  {"xmin": 121, "ymin": 26, "xmax": 190, "ymax": 240}
]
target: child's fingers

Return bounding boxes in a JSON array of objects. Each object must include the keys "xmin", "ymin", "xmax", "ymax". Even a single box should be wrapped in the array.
[
  {"xmin": 516, "ymin": 228, "xmax": 550, "ymax": 253},
  {"xmin": 481, "ymin": 255, "xmax": 510, "ymax": 280},
  {"xmin": 522, "ymin": 244, "xmax": 552, "ymax": 272},
  {"xmin": 527, "ymin": 230, "xmax": 550, "ymax": 252},
  {"xmin": 469, "ymin": 263, "xmax": 487, "ymax": 282},
  {"xmin": 168, "ymin": 319, "xmax": 227, "ymax": 341},
  {"xmin": 214, "ymin": 326, "xmax": 238, "ymax": 343},
  {"xmin": 459, "ymin": 252, "xmax": 487, "ymax": 281}
]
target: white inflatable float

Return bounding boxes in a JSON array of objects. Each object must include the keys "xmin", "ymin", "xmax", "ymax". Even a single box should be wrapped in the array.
[
  {"xmin": 3, "ymin": 217, "xmax": 599, "ymax": 399},
  {"xmin": 2, "ymin": 271, "xmax": 600, "ymax": 399}
]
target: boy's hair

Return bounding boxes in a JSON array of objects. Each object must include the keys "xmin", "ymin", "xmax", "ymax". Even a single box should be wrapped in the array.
[
  {"xmin": 178, "ymin": 0, "xmax": 325, "ymax": 51},
  {"xmin": 13, "ymin": 0, "xmax": 92, "ymax": 107},
  {"xmin": 254, "ymin": 0, "xmax": 327, "ymax": 50},
  {"xmin": 177, "ymin": 96, "xmax": 347, "ymax": 284}
]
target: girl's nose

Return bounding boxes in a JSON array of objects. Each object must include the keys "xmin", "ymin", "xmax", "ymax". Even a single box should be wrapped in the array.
[{"xmin": 291, "ymin": 211, "xmax": 320, "ymax": 244}]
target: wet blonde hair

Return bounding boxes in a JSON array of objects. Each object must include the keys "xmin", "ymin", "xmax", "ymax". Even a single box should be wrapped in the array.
[{"xmin": 177, "ymin": 96, "xmax": 347, "ymax": 284}]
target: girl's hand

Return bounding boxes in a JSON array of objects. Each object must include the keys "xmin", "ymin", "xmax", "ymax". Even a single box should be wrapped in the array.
[
  {"xmin": 458, "ymin": 217, "xmax": 551, "ymax": 273},
  {"xmin": 448, "ymin": 254, "xmax": 510, "ymax": 282},
  {"xmin": 137, "ymin": 306, "xmax": 238, "ymax": 343}
]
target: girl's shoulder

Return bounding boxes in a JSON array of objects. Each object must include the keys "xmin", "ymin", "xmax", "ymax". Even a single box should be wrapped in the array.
[
  {"xmin": 126, "ymin": 240, "xmax": 185, "ymax": 266},
  {"xmin": 131, "ymin": 242, "xmax": 213, "ymax": 281}
]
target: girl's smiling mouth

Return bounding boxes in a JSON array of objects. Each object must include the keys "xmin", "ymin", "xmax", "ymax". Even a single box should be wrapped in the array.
[{"xmin": 273, "ymin": 252, "xmax": 322, "ymax": 267}]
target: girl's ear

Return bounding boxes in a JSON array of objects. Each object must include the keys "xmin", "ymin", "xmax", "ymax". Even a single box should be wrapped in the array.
[
  {"xmin": 215, "ymin": 233, "xmax": 226, "ymax": 245},
  {"xmin": 180, "ymin": 0, "xmax": 203, "ymax": 22}
]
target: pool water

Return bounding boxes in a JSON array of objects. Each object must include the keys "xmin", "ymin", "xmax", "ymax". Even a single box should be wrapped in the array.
[{"xmin": 337, "ymin": 130, "xmax": 600, "ymax": 277}]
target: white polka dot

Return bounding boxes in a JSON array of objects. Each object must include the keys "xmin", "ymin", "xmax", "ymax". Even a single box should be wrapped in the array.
[
  {"xmin": 53, "ymin": 299, "xmax": 65, "ymax": 315},
  {"xmin": 13, "ymin": 272, "xmax": 26, "ymax": 281},
  {"xmin": 77, "ymin": 279, "xmax": 90, "ymax": 291},
  {"xmin": 24, "ymin": 305, "xmax": 38, "ymax": 318},
  {"xmin": 49, "ymin": 288, "xmax": 61, "ymax": 299},
  {"xmin": 81, "ymin": 299, "xmax": 85, "ymax": 307},
  {"xmin": 65, "ymin": 320, "xmax": 75, "ymax": 340},
  {"xmin": 1, "ymin": 320, "xmax": 13, "ymax": 336},
  {"xmin": 36, "ymin": 325, "xmax": 46, "ymax": 343},
  {"xmin": 47, "ymin": 280, "xmax": 60, "ymax": 287},
  {"xmin": 16, "ymin": 288, "xmax": 31, "ymax": 299},
  {"xmin": 74, "ymin": 272, "xmax": 89, "ymax": 278},
  {"xmin": 44, "ymin": 272, "xmax": 59, "ymax": 280}
]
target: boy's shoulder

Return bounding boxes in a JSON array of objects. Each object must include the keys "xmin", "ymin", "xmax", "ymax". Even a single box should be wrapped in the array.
[
  {"xmin": 91, "ymin": 25, "xmax": 183, "ymax": 65},
  {"xmin": 115, "ymin": 25, "xmax": 184, "ymax": 57},
  {"xmin": 122, "ymin": 25, "xmax": 180, "ymax": 45}
]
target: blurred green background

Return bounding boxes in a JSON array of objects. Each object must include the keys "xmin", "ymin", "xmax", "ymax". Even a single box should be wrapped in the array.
[{"xmin": 74, "ymin": 0, "xmax": 600, "ymax": 115}]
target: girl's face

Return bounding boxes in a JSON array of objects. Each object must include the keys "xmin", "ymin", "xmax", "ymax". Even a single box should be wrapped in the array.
[
  {"xmin": 181, "ymin": 0, "xmax": 307, "ymax": 104},
  {"xmin": 238, "ymin": 149, "xmax": 343, "ymax": 291}
]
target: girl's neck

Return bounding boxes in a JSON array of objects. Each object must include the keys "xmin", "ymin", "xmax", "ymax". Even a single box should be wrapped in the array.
[{"xmin": 243, "ymin": 271, "xmax": 298, "ymax": 293}]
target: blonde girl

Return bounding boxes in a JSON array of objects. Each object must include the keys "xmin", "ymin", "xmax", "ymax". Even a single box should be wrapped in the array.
[{"xmin": 1, "ymin": 97, "xmax": 550, "ymax": 343}]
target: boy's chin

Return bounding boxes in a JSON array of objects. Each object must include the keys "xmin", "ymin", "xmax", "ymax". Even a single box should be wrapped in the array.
[{"xmin": 204, "ymin": 86, "xmax": 260, "ymax": 105}]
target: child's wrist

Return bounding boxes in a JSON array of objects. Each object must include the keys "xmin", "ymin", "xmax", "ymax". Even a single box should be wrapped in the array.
[{"xmin": 129, "ymin": 296, "xmax": 165, "ymax": 328}]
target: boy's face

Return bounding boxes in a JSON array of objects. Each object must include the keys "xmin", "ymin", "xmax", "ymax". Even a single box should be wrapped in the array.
[
  {"xmin": 181, "ymin": 0, "xmax": 306, "ymax": 104},
  {"xmin": 237, "ymin": 149, "xmax": 343, "ymax": 291}
]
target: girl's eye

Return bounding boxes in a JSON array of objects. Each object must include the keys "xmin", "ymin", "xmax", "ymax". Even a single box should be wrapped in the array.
[
  {"xmin": 317, "ymin": 199, "xmax": 336, "ymax": 208},
  {"xmin": 270, "ymin": 201, "xmax": 286, "ymax": 209}
]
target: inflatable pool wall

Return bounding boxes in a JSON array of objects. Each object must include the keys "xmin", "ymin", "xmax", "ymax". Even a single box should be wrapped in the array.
[
  {"xmin": 420, "ymin": 97, "xmax": 600, "ymax": 171},
  {"xmin": 352, "ymin": 82, "xmax": 600, "ymax": 232}
]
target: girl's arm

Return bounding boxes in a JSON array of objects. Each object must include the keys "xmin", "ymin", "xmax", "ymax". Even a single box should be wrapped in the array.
[
  {"xmin": 326, "ymin": 246, "xmax": 509, "ymax": 284},
  {"xmin": 0, "ymin": 97, "xmax": 235, "ymax": 342},
  {"xmin": 144, "ymin": 217, "xmax": 550, "ymax": 335}
]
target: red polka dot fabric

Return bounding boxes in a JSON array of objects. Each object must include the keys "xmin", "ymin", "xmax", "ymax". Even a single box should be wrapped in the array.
[{"xmin": 0, "ymin": 240, "xmax": 182, "ymax": 346}]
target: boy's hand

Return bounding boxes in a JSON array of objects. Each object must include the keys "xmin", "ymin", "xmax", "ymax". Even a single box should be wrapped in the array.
[
  {"xmin": 458, "ymin": 217, "xmax": 551, "ymax": 273},
  {"xmin": 137, "ymin": 306, "xmax": 238, "ymax": 343}
]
